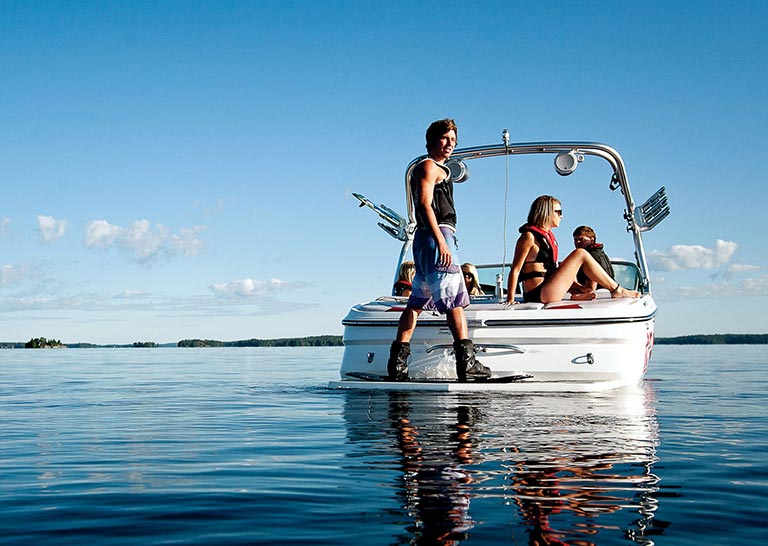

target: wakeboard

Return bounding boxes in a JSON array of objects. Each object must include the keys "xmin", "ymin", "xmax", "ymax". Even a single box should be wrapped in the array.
[{"xmin": 344, "ymin": 371, "xmax": 532, "ymax": 383}]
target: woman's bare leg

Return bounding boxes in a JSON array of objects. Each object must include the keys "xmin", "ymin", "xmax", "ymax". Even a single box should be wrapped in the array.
[
  {"xmin": 540, "ymin": 249, "xmax": 639, "ymax": 303},
  {"xmin": 574, "ymin": 251, "xmax": 641, "ymax": 298}
]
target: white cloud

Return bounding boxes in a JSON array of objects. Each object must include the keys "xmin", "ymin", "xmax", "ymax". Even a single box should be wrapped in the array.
[
  {"xmin": 85, "ymin": 219, "xmax": 206, "ymax": 264},
  {"xmin": 0, "ymin": 216, "xmax": 9, "ymax": 236},
  {"xmin": 171, "ymin": 227, "xmax": 206, "ymax": 256},
  {"xmin": 113, "ymin": 290, "xmax": 150, "ymax": 299},
  {"xmin": 121, "ymin": 220, "xmax": 164, "ymax": 261},
  {"xmin": 648, "ymin": 239, "xmax": 738, "ymax": 271},
  {"xmin": 727, "ymin": 264, "xmax": 761, "ymax": 274},
  {"xmin": 667, "ymin": 273, "xmax": 768, "ymax": 298},
  {"xmin": 0, "ymin": 261, "xmax": 61, "ymax": 296},
  {"xmin": 85, "ymin": 219, "xmax": 122, "ymax": 249},
  {"xmin": 209, "ymin": 278, "xmax": 293, "ymax": 298},
  {"xmin": 36, "ymin": 215, "xmax": 68, "ymax": 243},
  {"xmin": 741, "ymin": 274, "xmax": 768, "ymax": 293},
  {"xmin": 1, "ymin": 264, "xmax": 29, "ymax": 286}
]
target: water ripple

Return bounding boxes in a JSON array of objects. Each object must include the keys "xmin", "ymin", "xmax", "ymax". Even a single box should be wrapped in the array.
[{"xmin": 0, "ymin": 346, "xmax": 766, "ymax": 544}]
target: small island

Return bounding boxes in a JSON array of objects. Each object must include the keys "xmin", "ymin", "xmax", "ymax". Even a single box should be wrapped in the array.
[{"xmin": 25, "ymin": 337, "xmax": 65, "ymax": 349}]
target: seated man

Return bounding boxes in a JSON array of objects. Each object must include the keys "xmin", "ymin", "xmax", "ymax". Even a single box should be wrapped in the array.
[{"xmin": 573, "ymin": 225, "xmax": 615, "ymax": 291}]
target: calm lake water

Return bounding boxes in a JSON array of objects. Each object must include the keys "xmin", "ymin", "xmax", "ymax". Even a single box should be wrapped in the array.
[{"xmin": 0, "ymin": 345, "xmax": 765, "ymax": 545}]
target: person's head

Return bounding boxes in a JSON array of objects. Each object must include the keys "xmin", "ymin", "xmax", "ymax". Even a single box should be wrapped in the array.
[
  {"xmin": 527, "ymin": 195, "xmax": 562, "ymax": 228},
  {"xmin": 572, "ymin": 226, "xmax": 596, "ymax": 248},
  {"xmin": 425, "ymin": 118, "xmax": 458, "ymax": 157},
  {"xmin": 393, "ymin": 261, "xmax": 415, "ymax": 296},
  {"xmin": 461, "ymin": 263, "xmax": 482, "ymax": 295},
  {"xmin": 397, "ymin": 261, "xmax": 415, "ymax": 282}
]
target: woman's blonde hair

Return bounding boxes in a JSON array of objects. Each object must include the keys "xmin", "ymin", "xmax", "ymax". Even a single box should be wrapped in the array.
[
  {"xmin": 461, "ymin": 263, "xmax": 484, "ymax": 296},
  {"xmin": 527, "ymin": 195, "xmax": 560, "ymax": 227},
  {"xmin": 397, "ymin": 261, "xmax": 415, "ymax": 282},
  {"xmin": 393, "ymin": 260, "xmax": 415, "ymax": 297}
]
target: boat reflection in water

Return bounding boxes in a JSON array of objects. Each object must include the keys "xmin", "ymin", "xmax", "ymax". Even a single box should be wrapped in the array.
[{"xmin": 341, "ymin": 384, "xmax": 667, "ymax": 545}]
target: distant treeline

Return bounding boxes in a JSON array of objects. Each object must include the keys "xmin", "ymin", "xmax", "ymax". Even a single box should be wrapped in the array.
[
  {"xmin": 177, "ymin": 335, "xmax": 343, "ymax": 348},
  {"xmin": 655, "ymin": 334, "xmax": 768, "ymax": 345},
  {"xmin": 65, "ymin": 342, "xmax": 175, "ymax": 348},
  {"xmin": 0, "ymin": 341, "xmax": 177, "ymax": 349},
  {"xmin": 0, "ymin": 337, "xmax": 343, "ymax": 348},
  {"xmin": 3, "ymin": 334, "xmax": 765, "ymax": 349}
]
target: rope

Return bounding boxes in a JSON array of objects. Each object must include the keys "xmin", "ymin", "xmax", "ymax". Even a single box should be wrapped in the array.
[{"xmin": 501, "ymin": 144, "xmax": 510, "ymax": 282}]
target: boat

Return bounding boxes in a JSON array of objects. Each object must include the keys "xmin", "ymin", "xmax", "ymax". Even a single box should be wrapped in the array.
[{"xmin": 330, "ymin": 132, "xmax": 669, "ymax": 391}]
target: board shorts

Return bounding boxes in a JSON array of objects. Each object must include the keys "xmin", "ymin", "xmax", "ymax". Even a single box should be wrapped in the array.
[{"xmin": 407, "ymin": 226, "xmax": 470, "ymax": 313}]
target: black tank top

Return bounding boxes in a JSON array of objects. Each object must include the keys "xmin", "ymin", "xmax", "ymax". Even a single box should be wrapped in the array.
[{"xmin": 412, "ymin": 158, "xmax": 457, "ymax": 229}]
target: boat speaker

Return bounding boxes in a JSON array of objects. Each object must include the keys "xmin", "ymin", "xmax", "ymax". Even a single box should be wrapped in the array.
[
  {"xmin": 446, "ymin": 159, "xmax": 470, "ymax": 183},
  {"xmin": 554, "ymin": 151, "xmax": 583, "ymax": 176}
]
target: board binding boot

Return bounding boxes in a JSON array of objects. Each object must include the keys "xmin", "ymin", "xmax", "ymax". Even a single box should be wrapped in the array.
[
  {"xmin": 387, "ymin": 341, "xmax": 410, "ymax": 381},
  {"xmin": 454, "ymin": 339, "xmax": 491, "ymax": 382}
]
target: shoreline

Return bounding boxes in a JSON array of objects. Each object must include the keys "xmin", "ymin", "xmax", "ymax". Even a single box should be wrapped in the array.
[{"xmin": 2, "ymin": 333, "xmax": 767, "ymax": 349}]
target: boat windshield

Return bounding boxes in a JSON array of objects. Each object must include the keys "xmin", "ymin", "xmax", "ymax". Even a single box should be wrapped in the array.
[{"xmin": 472, "ymin": 261, "xmax": 641, "ymax": 298}]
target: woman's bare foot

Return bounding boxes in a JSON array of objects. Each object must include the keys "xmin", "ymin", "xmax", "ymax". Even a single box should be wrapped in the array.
[
  {"xmin": 571, "ymin": 291, "xmax": 596, "ymax": 301},
  {"xmin": 610, "ymin": 283, "xmax": 640, "ymax": 299}
]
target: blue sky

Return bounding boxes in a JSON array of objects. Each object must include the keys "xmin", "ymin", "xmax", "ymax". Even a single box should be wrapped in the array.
[{"xmin": 1, "ymin": 1, "xmax": 766, "ymax": 344}]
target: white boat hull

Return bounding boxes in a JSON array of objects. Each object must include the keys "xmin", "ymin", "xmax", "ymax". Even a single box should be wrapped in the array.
[{"xmin": 338, "ymin": 293, "xmax": 656, "ymax": 390}]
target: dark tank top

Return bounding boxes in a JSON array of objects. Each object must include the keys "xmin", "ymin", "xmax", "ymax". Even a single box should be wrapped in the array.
[{"xmin": 412, "ymin": 158, "xmax": 457, "ymax": 229}]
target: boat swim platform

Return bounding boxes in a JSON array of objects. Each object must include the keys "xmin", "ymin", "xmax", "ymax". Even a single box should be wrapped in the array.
[{"xmin": 328, "ymin": 379, "xmax": 627, "ymax": 393}]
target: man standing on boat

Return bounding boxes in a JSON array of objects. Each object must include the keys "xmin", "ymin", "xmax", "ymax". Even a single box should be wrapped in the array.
[{"xmin": 387, "ymin": 118, "xmax": 491, "ymax": 382}]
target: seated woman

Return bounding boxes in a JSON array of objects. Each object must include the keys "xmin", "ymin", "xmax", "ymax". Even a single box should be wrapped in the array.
[
  {"xmin": 505, "ymin": 195, "xmax": 640, "ymax": 304},
  {"xmin": 461, "ymin": 263, "xmax": 485, "ymax": 296},
  {"xmin": 393, "ymin": 260, "xmax": 415, "ymax": 297}
]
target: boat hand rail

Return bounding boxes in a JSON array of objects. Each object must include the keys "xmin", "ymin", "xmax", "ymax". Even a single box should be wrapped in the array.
[
  {"xmin": 402, "ymin": 138, "xmax": 657, "ymax": 294},
  {"xmin": 426, "ymin": 343, "xmax": 526, "ymax": 354}
]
